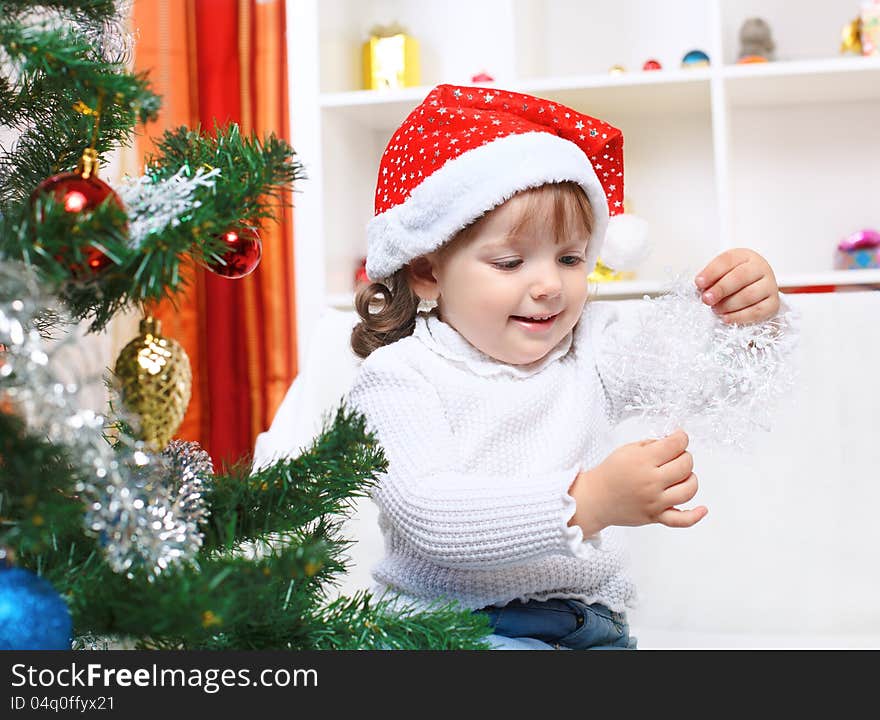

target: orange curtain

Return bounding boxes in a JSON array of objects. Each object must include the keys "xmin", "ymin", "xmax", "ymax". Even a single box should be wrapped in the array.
[{"xmin": 131, "ymin": 0, "xmax": 297, "ymax": 470}]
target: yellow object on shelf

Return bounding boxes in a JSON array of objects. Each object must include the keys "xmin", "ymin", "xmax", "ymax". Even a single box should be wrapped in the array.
[
  {"xmin": 588, "ymin": 259, "xmax": 636, "ymax": 283},
  {"xmin": 363, "ymin": 23, "xmax": 420, "ymax": 90},
  {"xmin": 841, "ymin": 17, "xmax": 863, "ymax": 55}
]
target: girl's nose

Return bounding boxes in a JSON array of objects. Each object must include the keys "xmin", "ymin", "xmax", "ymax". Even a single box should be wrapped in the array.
[{"xmin": 530, "ymin": 273, "xmax": 562, "ymax": 300}]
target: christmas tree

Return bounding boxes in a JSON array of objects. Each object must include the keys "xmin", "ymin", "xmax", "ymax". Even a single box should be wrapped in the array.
[{"xmin": 0, "ymin": 0, "xmax": 491, "ymax": 650}]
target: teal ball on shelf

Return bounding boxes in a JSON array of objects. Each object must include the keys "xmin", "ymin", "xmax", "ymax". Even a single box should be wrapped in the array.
[
  {"xmin": 0, "ymin": 567, "xmax": 72, "ymax": 650},
  {"xmin": 681, "ymin": 49, "xmax": 711, "ymax": 68}
]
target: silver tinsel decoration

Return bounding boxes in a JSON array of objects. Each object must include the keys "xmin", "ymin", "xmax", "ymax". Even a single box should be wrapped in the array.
[
  {"xmin": 0, "ymin": 260, "xmax": 209, "ymax": 581},
  {"xmin": 118, "ymin": 165, "xmax": 221, "ymax": 249},
  {"xmin": 161, "ymin": 440, "xmax": 214, "ymax": 527},
  {"xmin": 603, "ymin": 276, "xmax": 800, "ymax": 448}
]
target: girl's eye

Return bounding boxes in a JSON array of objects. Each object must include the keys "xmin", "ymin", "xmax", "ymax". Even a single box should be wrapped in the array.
[
  {"xmin": 492, "ymin": 260, "xmax": 522, "ymax": 270},
  {"xmin": 560, "ymin": 256, "xmax": 583, "ymax": 266}
]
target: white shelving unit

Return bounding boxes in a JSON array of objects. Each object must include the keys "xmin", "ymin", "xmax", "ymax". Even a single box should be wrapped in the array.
[{"xmin": 287, "ymin": 0, "xmax": 880, "ymax": 364}]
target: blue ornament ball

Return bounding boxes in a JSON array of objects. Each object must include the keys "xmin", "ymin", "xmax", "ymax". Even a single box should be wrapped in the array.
[
  {"xmin": 681, "ymin": 49, "xmax": 711, "ymax": 68},
  {"xmin": 0, "ymin": 567, "xmax": 72, "ymax": 650}
]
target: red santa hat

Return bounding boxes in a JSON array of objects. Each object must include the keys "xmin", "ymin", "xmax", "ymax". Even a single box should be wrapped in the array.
[{"xmin": 366, "ymin": 83, "xmax": 624, "ymax": 282}]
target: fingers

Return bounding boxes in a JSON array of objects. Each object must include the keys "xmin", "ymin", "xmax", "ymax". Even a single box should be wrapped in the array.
[
  {"xmin": 658, "ymin": 452, "xmax": 694, "ymax": 488},
  {"xmin": 694, "ymin": 248, "xmax": 751, "ymax": 293},
  {"xmin": 709, "ymin": 277, "xmax": 772, "ymax": 315},
  {"xmin": 646, "ymin": 428, "xmax": 688, "ymax": 465},
  {"xmin": 657, "ymin": 505, "xmax": 708, "ymax": 528},
  {"xmin": 717, "ymin": 295, "xmax": 781, "ymax": 326},
  {"xmin": 699, "ymin": 258, "xmax": 760, "ymax": 308},
  {"xmin": 661, "ymin": 472, "xmax": 698, "ymax": 506}
]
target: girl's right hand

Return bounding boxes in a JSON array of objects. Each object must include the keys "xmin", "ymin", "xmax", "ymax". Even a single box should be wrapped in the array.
[{"xmin": 567, "ymin": 429, "xmax": 708, "ymax": 536}]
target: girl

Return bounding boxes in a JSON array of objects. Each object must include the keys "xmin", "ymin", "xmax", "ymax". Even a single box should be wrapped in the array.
[{"xmin": 346, "ymin": 84, "xmax": 795, "ymax": 650}]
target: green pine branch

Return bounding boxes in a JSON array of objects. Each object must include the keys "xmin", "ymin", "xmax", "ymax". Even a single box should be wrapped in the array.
[
  {"xmin": 205, "ymin": 403, "xmax": 382, "ymax": 551},
  {"xmin": 0, "ymin": 18, "xmax": 160, "ymax": 208},
  {"xmin": 0, "ymin": 123, "xmax": 304, "ymax": 333},
  {"xmin": 0, "ymin": 411, "xmax": 89, "ymax": 556}
]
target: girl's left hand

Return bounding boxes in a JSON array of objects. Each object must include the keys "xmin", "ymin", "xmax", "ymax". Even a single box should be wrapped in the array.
[{"xmin": 694, "ymin": 248, "xmax": 780, "ymax": 325}]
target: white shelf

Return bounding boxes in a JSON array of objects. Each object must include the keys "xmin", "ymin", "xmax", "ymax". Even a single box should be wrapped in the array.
[
  {"xmin": 723, "ymin": 56, "xmax": 880, "ymax": 107},
  {"xmin": 320, "ymin": 56, "xmax": 880, "ymax": 130},
  {"xmin": 320, "ymin": 69, "xmax": 713, "ymax": 131},
  {"xmin": 325, "ymin": 270, "xmax": 880, "ymax": 310}
]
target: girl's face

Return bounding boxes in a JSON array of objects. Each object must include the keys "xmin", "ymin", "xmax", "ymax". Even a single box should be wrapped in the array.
[{"xmin": 413, "ymin": 190, "xmax": 592, "ymax": 366}]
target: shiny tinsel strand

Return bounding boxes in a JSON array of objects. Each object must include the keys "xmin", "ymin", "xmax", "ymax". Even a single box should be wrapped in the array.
[
  {"xmin": 604, "ymin": 276, "xmax": 800, "ymax": 448},
  {"xmin": 1, "ymin": 260, "xmax": 206, "ymax": 580},
  {"xmin": 118, "ymin": 165, "xmax": 221, "ymax": 248},
  {"xmin": 162, "ymin": 440, "xmax": 214, "ymax": 528}
]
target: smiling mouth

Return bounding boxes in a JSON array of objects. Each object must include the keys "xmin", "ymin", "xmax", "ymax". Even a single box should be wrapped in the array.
[{"xmin": 510, "ymin": 312, "xmax": 560, "ymax": 325}]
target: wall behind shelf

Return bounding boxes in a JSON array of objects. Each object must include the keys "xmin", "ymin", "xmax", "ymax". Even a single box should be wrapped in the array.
[
  {"xmin": 729, "ymin": 99, "xmax": 880, "ymax": 275},
  {"xmin": 319, "ymin": 0, "xmax": 522, "ymax": 93},
  {"xmin": 532, "ymin": 0, "xmax": 714, "ymax": 77}
]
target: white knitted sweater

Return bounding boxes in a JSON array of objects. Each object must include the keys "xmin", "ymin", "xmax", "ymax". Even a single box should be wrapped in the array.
[{"xmin": 345, "ymin": 297, "xmax": 796, "ymax": 616}]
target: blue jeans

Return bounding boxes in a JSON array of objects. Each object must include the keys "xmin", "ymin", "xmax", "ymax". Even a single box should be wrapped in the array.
[{"xmin": 474, "ymin": 597, "xmax": 637, "ymax": 650}]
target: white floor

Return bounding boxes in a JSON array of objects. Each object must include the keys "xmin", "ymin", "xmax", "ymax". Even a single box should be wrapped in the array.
[{"xmin": 629, "ymin": 628, "xmax": 880, "ymax": 650}]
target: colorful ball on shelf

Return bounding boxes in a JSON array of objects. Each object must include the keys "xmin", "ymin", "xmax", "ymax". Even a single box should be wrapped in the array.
[
  {"xmin": 30, "ymin": 150, "xmax": 126, "ymax": 276},
  {"xmin": 681, "ymin": 49, "xmax": 710, "ymax": 68},
  {"xmin": 205, "ymin": 225, "xmax": 262, "ymax": 279},
  {"xmin": 471, "ymin": 70, "xmax": 494, "ymax": 83},
  {"xmin": 642, "ymin": 59, "xmax": 662, "ymax": 71},
  {"xmin": 736, "ymin": 55, "xmax": 769, "ymax": 64},
  {"xmin": 0, "ymin": 567, "xmax": 72, "ymax": 650},
  {"xmin": 608, "ymin": 64, "xmax": 626, "ymax": 74}
]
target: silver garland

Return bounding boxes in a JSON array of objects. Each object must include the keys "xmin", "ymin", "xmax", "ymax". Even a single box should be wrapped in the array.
[
  {"xmin": 0, "ymin": 260, "xmax": 209, "ymax": 581},
  {"xmin": 161, "ymin": 440, "xmax": 214, "ymax": 526},
  {"xmin": 118, "ymin": 165, "xmax": 221, "ymax": 249},
  {"xmin": 603, "ymin": 276, "xmax": 800, "ymax": 448}
]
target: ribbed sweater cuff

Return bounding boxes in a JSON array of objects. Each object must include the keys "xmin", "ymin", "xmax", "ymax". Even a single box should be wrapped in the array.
[{"xmin": 562, "ymin": 474, "xmax": 603, "ymax": 555}]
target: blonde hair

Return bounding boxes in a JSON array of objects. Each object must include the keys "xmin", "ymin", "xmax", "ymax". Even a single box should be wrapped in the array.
[{"xmin": 350, "ymin": 181, "xmax": 594, "ymax": 359}]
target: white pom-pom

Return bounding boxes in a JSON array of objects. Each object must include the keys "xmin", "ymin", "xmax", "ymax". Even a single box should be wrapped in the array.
[{"xmin": 602, "ymin": 214, "xmax": 651, "ymax": 271}]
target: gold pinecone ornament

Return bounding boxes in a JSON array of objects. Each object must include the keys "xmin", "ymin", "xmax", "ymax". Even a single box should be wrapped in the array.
[{"xmin": 114, "ymin": 316, "xmax": 192, "ymax": 450}]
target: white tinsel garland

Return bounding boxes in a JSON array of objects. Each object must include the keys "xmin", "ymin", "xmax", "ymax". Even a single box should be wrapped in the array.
[
  {"xmin": 118, "ymin": 165, "xmax": 221, "ymax": 248},
  {"xmin": 602, "ymin": 276, "xmax": 800, "ymax": 448}
]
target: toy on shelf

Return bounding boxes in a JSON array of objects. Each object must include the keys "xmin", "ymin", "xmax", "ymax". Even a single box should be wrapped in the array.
[
  {"xmin": 608, "ymin": 64, "xmax": 626, "ymax": 74},
  {"xmin": 841, "ymin": 17, "xmax": 863, "ymax": 55},
  {"xmin": 862, "ymin": 1, "xmax": 880, "ymax": 56},
  {"xmin": 681, "ymin": 49, "xmax": 710, "ymax": 68},
  {"xmin": 642, "ymin": 59, "xmax": 662, "ymax": 71},
  {"xmin": 471, "ymin": 71, "xmax": 494, "ymax": 83},
  {"xmin": 362, "ymin": 23, "xmax": 420, "ymax": 90},
  {"xmin": 738, "ymin": 17, "xmax": 776, "ymax": 63},
  {"xmin": 835, "ymin": 229, "xmax": 880, "ymax": 269}
]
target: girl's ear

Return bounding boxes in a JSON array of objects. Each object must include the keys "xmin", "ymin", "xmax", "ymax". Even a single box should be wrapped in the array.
[{"xmin": 406, "ymin": 255, "xmax": 441, "ymax": 301}]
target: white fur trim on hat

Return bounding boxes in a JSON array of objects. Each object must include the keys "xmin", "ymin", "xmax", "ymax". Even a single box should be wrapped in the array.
[{"xmin": 365, "ymin": 131, "xmax": 610, "ymax": 281}]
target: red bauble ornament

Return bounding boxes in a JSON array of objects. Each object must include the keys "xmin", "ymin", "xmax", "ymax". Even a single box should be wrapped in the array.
[
  {"xmin": 31, "ymin": 152, "xmax": 125, "ymax": 275},
  {"xmin": 642, "ymin": 59, "xmax": 663, "ymax": 71},
  {"xmin": 205, "ymin": 226, "xmax": 262, "ymax": 279}
]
